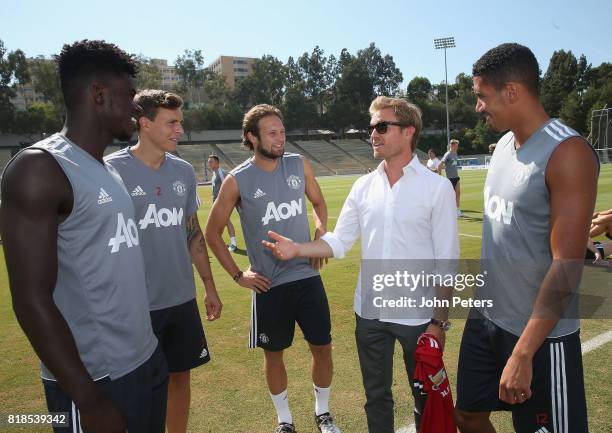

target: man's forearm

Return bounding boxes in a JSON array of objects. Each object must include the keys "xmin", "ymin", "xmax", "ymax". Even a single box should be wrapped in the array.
[
  {"xmin": 190, "ymin": 234, "xmax": 217, "ymax": 293},
  {"xmin": 312, "ymin": 201, "xmax": 328, "ymax": 232},
  {"xmin": 205, "ymin": 229, "xmax": 241, "ymax": 277},
  {"xmin": 514, "ymin": 260, "xmax": 581, "ymax": 359},
  {"xmin": 13, "ymin": 298, "xmax": 100, "ymax": 409},
  {"xmin": 297, "ymin": 239, "xmax": 334, "ymax": 258}
]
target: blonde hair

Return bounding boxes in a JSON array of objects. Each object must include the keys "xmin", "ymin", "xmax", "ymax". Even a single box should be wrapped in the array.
[
  {"xmin": 369, "ymin": 96, "xmax": 422, "ymax": 151},
  {"xmin": 241, "ymin": 104, "xmax": 283, "ymax": 150}
]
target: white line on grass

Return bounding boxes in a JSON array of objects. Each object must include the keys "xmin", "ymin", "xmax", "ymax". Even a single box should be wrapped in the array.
[
  {"xmin": 395, "ymin": 329, "xmax": 612, "ymax": 433},
  {"xmin": 459, "ymin": 233, "xmax": 481, "ymax": 238},
  {"xmin": 582, "ymin": 329, "xmax": 612, "ymax": 354}
]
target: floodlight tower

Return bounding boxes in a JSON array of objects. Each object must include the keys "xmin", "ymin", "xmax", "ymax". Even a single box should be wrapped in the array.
[{"xmin": 434, "ymin": 37, "xmax": 456, "ymax": 148}]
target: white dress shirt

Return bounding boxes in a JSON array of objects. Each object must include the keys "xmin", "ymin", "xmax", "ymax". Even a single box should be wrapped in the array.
[
  {"xmin": 426, "ymin": 157, "xmax": 441, "ymax": 171},
  {"xmin": 322, "ymin": 154, "xmax": 459, "ymax": 325}
]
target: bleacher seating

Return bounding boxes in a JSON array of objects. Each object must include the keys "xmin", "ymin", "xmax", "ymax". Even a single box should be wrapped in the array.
[
  {"xmin": 215, "ymin": 142, "xmax": 253, "ymax": 169},
  {"xmin": 334, "ymin": 139, "xmax": 379, "ymax": 171},
  {"xmin": 295, "ymin": 140, "xmax": 366, "ymax": 175},
  {"xmin": 284, "ymin": 141, "xmax": 332, "ymax": 176},
  {"xmin": 176, "ymin": 143, "xmax": 230, "ymax": 181}
]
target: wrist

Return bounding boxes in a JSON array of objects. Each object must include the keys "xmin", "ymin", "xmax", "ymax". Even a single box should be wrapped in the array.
[
  {"xmin": 232, "ymin": 270, "xmax": 243, "ymax": 283},
  {"xmin": 511, "ymin": 348, "xmax": 534, "ymax": 361},
  {"xmin": 429, "ymin": 317, "xmax": 451, "ymax": 331}
]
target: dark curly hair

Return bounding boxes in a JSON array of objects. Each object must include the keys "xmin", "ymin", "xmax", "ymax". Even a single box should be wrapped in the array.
[
  {"xmin": 56, "ymin": 40, "xmax": 137, "ymax": 110},
  {"xmin": 472, "ymin": 43, "xmax": 540, "ymax": 96}
]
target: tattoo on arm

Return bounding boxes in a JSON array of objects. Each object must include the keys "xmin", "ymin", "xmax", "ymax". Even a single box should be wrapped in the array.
[
  {"xmin": 187, "ymin": 215, "xmax": 206, "ymax": 254},
  {"xmin": 186, "ymin": 215, "xmax": 198, "ymax": 244}
]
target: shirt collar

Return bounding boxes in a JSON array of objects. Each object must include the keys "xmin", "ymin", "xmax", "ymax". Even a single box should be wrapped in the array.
[{"xmin": 376, "ymin": 153, "xmax": 422, "ymax": 177}]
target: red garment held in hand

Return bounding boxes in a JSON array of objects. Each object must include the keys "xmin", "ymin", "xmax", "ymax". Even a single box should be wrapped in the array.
[{"xmin": 413, "ymin": 333, "xmax": 457, "ymax": 433}]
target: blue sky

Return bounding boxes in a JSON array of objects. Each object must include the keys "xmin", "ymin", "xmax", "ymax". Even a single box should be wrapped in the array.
[{"xmin": 3, "ymin": 0, "xmax": 610, "ymax": 87}]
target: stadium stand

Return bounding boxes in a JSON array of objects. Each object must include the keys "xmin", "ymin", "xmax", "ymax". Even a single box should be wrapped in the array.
[
  {"xmin": 286, "ymin": 141, "xmax": 334, "ymax": 176},
  {"xmin": 334, "ymin": 139, "xmax": 379, "ymax": 171},
  {"xmin": 175, "ymin": 143, "xmax": 231, "ymax": 181},
  {"xmin": 294, "ymin": 140, "xmax": 366, "ymax": 175},
  {"xmin": 215, "ymin": 142, "xmax": 254, "ymax": 168}
]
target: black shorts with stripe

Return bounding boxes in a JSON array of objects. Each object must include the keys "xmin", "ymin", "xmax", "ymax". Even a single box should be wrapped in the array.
[
  {"xmin": 43, "ymin": 343, "xmax": 168, "ymax": 433},
  {"xmin": 456, "ymin": 309, "xmax": 588, "ymax": 433},
  {"xmin": 150, "ymin": 298, "xmax": 210, "ymax": 372},
  {"xmin": 249, "ymin": 275, "xmax": 332, "ymax": 351}
]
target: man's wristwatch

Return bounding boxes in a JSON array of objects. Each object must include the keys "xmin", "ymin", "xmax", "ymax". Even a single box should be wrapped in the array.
[
  {"xmin": 232, "ymin": 270, "xmax": 243, "ymax": 282},
  {"xmin": 430, "ymin": 318, "xmax": 451, "ymax": 331}
]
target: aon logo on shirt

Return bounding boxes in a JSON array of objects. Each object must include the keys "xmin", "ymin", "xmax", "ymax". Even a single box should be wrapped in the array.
[
  {"xmin": 262, "ymin": 199, "xmax": 303, "ymax": 226},
  {"xmin": 484, "ymin": 186, "xmax": 513, "ymax": 225},
  {"xmin": 108, "ymin": 212, "xmax": 140, "ymax": 253},
  {"xmin": 139, "ymin": 204, "xmax": 184, "ymax": 229}
]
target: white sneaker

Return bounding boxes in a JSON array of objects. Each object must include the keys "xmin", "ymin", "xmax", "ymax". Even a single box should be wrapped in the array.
[
  {"xmin": 228, "ymin": 244, "xmax": 237, "ymax": 252},
  {"xmin": 457, "ymin": 209, "xmax": 463, "ymax": 217},
  {"xmin": 315, "ymin": 413, "xmax": 341, "ymax": 433}
]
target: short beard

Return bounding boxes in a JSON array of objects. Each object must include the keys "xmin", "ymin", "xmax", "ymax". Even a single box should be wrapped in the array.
[{"xmin": 255, "ymin": 145, "xmax": 283, "ymax": 160}]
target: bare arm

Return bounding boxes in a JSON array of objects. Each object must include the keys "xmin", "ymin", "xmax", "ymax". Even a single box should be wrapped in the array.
[
  {"xmin": 302, "ymin": 156, "xmax": 329, "ymax": 269},
  {"xmin": 204, "ymin": 175, "xmax": 270, "ymax": 293},
  {"xmin": 499, "ymin": 137, "xmax": 598, "ymax": 404},
  {"xmin": 0, "ymin": 150, "xmax": 125, "ymax": 431},
  {"xmin": 187, "ymin": 213, "xmax": 222, "ymax": 320}
]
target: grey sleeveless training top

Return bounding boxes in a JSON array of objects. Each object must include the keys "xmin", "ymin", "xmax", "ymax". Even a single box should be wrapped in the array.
[
  {"xmin": 231, "ymin": 153, "xmax": 318, "ymax": 287},
  {"xmin": 442, "ymin": 150, "xmax": 459, "ymax": 178},
  {"xmin": 478, "ymin": 119, "xmax": 592, "ymax": 337},
  {"xmin": 22, "ymin": 134, "xmax": 157, "ymax": 380},
  {"xmin": 105, "ymin": 148, "xmax": 199, "ymax": 310},
  {"xmin": 211, "ymin": 167, "xmax": 226, "ymax": 200}
]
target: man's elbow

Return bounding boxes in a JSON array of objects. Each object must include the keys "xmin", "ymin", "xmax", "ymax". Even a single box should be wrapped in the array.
[{"xmin": 12, "ymin": 293, "xmax": 54, "ymax": 325}]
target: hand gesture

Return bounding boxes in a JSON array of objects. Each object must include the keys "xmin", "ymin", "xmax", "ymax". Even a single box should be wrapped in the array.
[{"xmin": 262, "ymin": 231, "xmax": 300, "ymax": 261}]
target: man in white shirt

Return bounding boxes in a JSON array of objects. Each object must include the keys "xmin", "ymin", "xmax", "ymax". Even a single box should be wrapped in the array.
[
  {"xmin": 262, "ymin": 96, "xmax": 459, "ymax": 433},
  {"xmin": 426, "ymin": 149, "xmax": 441, "ymax": 173}
]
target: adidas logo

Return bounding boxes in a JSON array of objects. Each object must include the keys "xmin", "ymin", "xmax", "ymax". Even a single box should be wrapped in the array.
[
  {"xmin": 253, "ymin": 188, "xmax": 266, "ymax": 199},
  {"xmin": 131, "ymin": 185, "xmax": 147, "ymax": 197},
  {"xmin": 535, "ymin": 428, "xmax": 550, "ymax": 433},
  {"xmin": 199, "ymin": 348, "xmax": 208, "ymax": 359},
  {"xmin": 97, "ymin": 188, "xmax": 113, "ymax": 204}
]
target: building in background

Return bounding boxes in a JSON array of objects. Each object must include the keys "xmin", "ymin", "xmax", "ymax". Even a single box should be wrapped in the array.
[
  {"xmin": 150, "ymin": 59, "xmax": 181, "ymax": 90},
  {"xmin": 9, "ymin": 57, "xmax": 53, "ymax": 111},
  {"xmin": 207, "ymin": 56, "xmax": 256, "ymax": 88}
]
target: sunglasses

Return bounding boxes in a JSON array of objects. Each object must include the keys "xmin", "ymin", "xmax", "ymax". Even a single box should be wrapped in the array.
[{"xmin": 367, "ymin": 121, "xmax": 407, "ymax": 135}]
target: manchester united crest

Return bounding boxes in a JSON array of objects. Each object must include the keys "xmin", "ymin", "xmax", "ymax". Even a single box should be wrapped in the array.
[
  {"xmin": 173, "ymin": 180, "xmax": 187, "ymax": 196},
  {"xmin": 286, "ymin": 175, "xmax": 301, "ymax": 190}
]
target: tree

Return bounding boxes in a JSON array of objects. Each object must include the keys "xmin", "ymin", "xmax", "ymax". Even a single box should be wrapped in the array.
[
  {"xmin": 234, "ymin": 55, "xmax": 287, "ymax": 108},
  {"xmin": 29, "ymin": 56, "xmax": 64, "ymax": 113},
  {"xmin": 541, "ymin": 50, "xmax": 578, "ymax": 117},
  {"xmin": 174, "ymin": 49, "xmax": 206, "ymax": 104},
  {"xmin": 283, "ymin": 86, "xmax": 318, "ymax": 131},
  {"xmin": 0, "ymin": 39, "xmax": 29, "ymax": 132},
  {"xmin": 13, "ymin": 102, "xmax": 61, "ymax": 135},
  {"xmin": 357, "ymin": 43, "xmax": 403, "ymax": 96},
  {"xmin": 407, "ymin": 77, "xmax": 432, "ymax": 102},
  {"xmin": 298, "ymin": 46, "xmax": 332, "ymax": 116},
  {"xmin": 134, "ymin": 55, "xmax": 162, "ymax": 90},
  {"xmin": 327, "ymin": 57, "xmax": 372, "ymax": 131}
]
